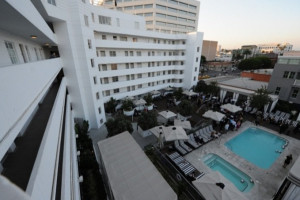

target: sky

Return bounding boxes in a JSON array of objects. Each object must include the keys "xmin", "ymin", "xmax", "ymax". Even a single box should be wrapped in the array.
[{"xmin": 197, "ymin": 0, "xmax": 300, "ymax": 50}]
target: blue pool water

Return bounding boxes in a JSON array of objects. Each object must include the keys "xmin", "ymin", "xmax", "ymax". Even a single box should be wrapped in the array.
[
  {"xmin": 203, "ymin": 153, "xmax": 254, "ymax": 192},
  {"xmin": 225, "ymin": 127, "xmax": 287, "ymax": 169}
]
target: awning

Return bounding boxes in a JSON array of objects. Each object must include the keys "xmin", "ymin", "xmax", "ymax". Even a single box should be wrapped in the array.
[
  {"xmin": 174, "ymin": 119, "xmax": 192, "ymax": 130},
  {"xmin": 221, "ymin": 104, "xmax": 242, "ymax": 113},
  {"xmin": 203, "ymin": 110, "xmax": 226, "ymax": 122}
]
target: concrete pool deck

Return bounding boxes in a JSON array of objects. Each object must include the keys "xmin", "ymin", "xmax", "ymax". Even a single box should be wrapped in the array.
[{"xmin": 184, "ymin": 121, "xmax": 300, "ymax": 200}]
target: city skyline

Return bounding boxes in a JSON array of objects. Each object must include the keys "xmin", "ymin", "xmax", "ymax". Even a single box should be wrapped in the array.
[{"xmin": 197, "ymin": 0, "xmax": 300, "ymax": 50}]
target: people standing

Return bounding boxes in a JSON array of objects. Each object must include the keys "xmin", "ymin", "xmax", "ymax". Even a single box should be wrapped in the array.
[{"xmin": 283, "ymin": 154, "xmax": 293, "ymax": 168}]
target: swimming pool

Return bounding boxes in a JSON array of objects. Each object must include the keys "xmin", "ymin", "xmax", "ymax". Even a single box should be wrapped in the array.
[
  {"xmin": 203, "ymin": 153, "xmax": 254, "ymax": 192},
  {"xmin": 225, "ymin": 127, "xmax": 287, "ymax": 169}
]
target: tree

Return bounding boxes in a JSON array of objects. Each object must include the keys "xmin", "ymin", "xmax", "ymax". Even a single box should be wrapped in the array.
[
  {"xmin": 250, "ymin": 87, "xmax": 271, "ymax": 111},
  {"xmin": 137, "ymin": 111, "xmax": 158, "ymax": 130},
  {"xmin": 105, "ymin": 115, "xmax": 133, "ymax": 137},
  {"xmin": 201, "ymin": 55, "xmax": 207, "ymax": 65},
  {"xmin": 173, "ymin": 87, "xmax": 183, "ymax": 100},
  {"xmin": 243, "ymin": 49, "xmax": 252, "ymax": 59},
  {"xmin": 194, "ymin": 80, "xmax": 207, "ymax": 93},
  {"xmin": 143, "ymin": 93, "xmax": 153, "ymax": 106},
  {"xmin": 207, "ymin": 81, "xmax": 220, "ymax": 96},
  {"xmin": 122, "ymin": 99, "xmax": 134, "ymax": 111},
  {"xmin": 178, "ymin": 100, "xmax": 194, "ymax": 116},
  {"xmin": 238, "ymin": 56, "xmax": 272, "ymax": 70},
  {"xmin": 105, "ymin": 97, "xmax": 117, "ymax": 113}
]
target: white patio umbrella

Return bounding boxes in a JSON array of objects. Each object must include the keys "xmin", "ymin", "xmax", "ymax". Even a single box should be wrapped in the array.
[
  {"xmin": 149, "ymin": 126, "xmax": 166, "ymax": 138},
  {"xmin": 151, "ymin": 90, "xmax": 161, "ymax": 95},
  {"xmin": 183, "ymin": 90, "xmax": 198, "ymax": 97},
  {"xmin": 221, "ymin": 104, "xmax": 242, "ymax": 113},
  {"xmin": 174, "ymin": 119, "xmax": 192, "ymax": 130},
  {"xmin": 193, "ymin": 171, "xmax": 248, "ymax": 200},
  {"xmin": 159, "ymin": 110, "xmax": 177, "ymax": 120},
  {"xmin": 203, "ymin": 110, "xmax": 225, "ymax": 122},
  {"xmin": 164, "ymin": 126, "xmax": 188, "ymax": 141},
  {"xmin": 133, "ymin": 99, "xmax": 146, "ymax": 106}
]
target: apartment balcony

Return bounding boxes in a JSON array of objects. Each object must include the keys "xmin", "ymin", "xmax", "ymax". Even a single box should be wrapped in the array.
[
  {"xmin": 95, "ymin": 40, "xmax": 186, "ymax": 50},
  {"xmin": 293, "ymin": 79, "xmax": 300, "ymax": 88}
]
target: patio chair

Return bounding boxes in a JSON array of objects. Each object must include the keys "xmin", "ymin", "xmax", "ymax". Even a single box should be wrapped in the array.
[
  {"xmin": 174, "ymin": 141, "xmax": 187, "ymax": 155},
  {"xmin": 199, "ymin": 129, "xmax": 211, "ymax": 142},
  {"xmin": 250, "ymin": 108, "xmax": 257, "ymax": 114},
  {"xmin": 179, "ymin": 140, "xmax": 192, "ymax": 152},
  {"xmin": 263, "ymin": 112, "xmax": 269, "ymax": 120},
  {"xmin": 168, "ymin": 152, "xmax": 180, "ymax": 160},
  {"xmin": 284, "ymin": 113, "xmax": 291, "ymax": 120},
  {"xmin": 274, "ymin": 110, "xmax": 281, "ymax": 117},
  {"xmin": 274, "ymin": 115, "xmax": 281, "ymax": 123},
  {"xmin": 182, "ymin": 165, "xmax": 196, "ymax": 175},
  {"xmin": 279, "ymin": 112, "xmax": 286, "ymax": 119},
  {"xmin": 187, "ymin": 135, "xmax": 200, "ymax": 148},
  {"xmin": 292, "ymin": 121, "xmax": 299, "ymax": 127}
]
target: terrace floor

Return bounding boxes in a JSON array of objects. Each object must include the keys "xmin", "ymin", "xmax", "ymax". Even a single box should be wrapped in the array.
[{"xmin": 184, "ymin": 121, "xmax": 300, "ymax": 200}]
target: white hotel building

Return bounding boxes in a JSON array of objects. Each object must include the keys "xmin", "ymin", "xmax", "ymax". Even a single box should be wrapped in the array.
[
  {"xmin": 97, "ymin": 0, "xmax": 200, "ymax": 34},
  {"xmin": 0, "ymin": 0, "xmax": 202, "ymax": 198}
]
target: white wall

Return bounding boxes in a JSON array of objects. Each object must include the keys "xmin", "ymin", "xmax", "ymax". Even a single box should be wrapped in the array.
[{"xmin": 0, "ymin": 59, "xmax": 61, "ymax": 160}]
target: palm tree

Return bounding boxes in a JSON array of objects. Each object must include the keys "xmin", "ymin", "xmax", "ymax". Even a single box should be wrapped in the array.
[
  {"xmin": 243, "ymin": 49, "xmax": 252, "ymax": 59},
  {"xmin": 250, "ymin": 87, "xmax": 271, "ymax": 111}
]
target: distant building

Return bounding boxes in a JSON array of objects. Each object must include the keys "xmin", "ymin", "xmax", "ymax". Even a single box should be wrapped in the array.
[
  {"xmin": 267, "ymin": 56, "xmax": 300, "ymax": 105},
  {"xmin": 215, "ymin": 52, "xmax": 232, "ymax": 62},
  {"xmin": 256, "ymin": 43, "xmax": 293, "ymax": 55},
  {"xmin": 283, "ymin": 51, "xmax": 300, "ymax": 57},
  {"xmin": 241, "ymin": 69, "xmax": 273, "ymax": 82},
  {"xmin": 241, "ymin": 45, "xmax": 257, "ymax": 57},
  {"xmin": 97, "ymin": 0, "xmax": 200, "ymax": 34},
  {"xmin": 202, "ymin": 40, "xmax": 218, "ymax": 61}
]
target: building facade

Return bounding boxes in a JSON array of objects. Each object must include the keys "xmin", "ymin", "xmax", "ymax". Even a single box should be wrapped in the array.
[
  {"xmin": 0, "ymin": 0, "xmax": 203, "ymax": 198},
  {"xmin": 268, "ymin": 56, "xmax": 300, "ymax": 105},
  {"xmin": 201, "ymin": 40, "xmax": 218, "ymax": 61},
  {"xmin": 97, "ymin": 0, "xmax": 200, "ymax": 34},
  {"xmin": 256, "ymin": 43, "xmax": 293, "ymax": 54}
]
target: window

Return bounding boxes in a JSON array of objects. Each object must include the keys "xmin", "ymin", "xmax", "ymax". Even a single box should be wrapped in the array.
[
  {"xmin": 112, "ymin": 76, "xmax": 118, "ymax": 82},
  {"xmin": 137, "ymin": 51, "xmax": 141, "ymax": 56},
  {"xmin": 19, "ymin": 44, "xmax": 28, "ymax": 63},
  {"xmin": 91, "ymin": 13, "xmax": 95, "ymax": 22},
  {"xmin": 138, "ymin": 84, "xmax": 142, "ymax": 88},
  {"xmin": 99, "ymin": 15, "xmax": 111, "ymax": 25},
  {"xmin": 88, "ymin": 39, "xmax": 92, "ymax": 49},
  {"xmin": 195, "ymin": 67, "xmax": 197, "ymax": 72},
  {"xmin": 144, "ymin": 12, "xmax": 153, "ymax": 17},
  {"xmin": 132, "ymin": 38, "xmax": 137, "ymax": 42},
  {"xmin": 25, "ymin": 45, "xmax": 31, "ymax": 61},
  {"xmin": 100, "ymin": 51, "xmax": 106, "ymax": 57},
  {"xmin": 126, "ymin": 63, "xmax": 129, "ymax": 69},
  {"xmin": 98, "ymin": 107, "xmax": 102, "ymax": 114},
  {"xmin": 84, "ymin": 15, "xmax": 89, "ymax": 26},
  {"xmin": 137, "ymin": 74, "xmax": 142, "ymax": 78},
  {"xmin": 130, "ymin": 63, "xmax": 134, "ymax": 68},
  {"xmin": 100, "ymin": 119, "xmax": 103, "ymax": 124},
  {"xmin": 137, "ymin": 63, "xmax": 142, "ymax": 68},
  {"xmin": 5, "ymin": 41, "xmax": 18, "ymax": 64},
  {"xmin": 90, "ymin": 59, "xmax": 94, "ymax": 67},
  {"xmin": 130, "ymin": 51, "xmax": 134, "ymax": 56},
  {"xmin": 131, "ymin": 74, "xmax": 135, "ymax": 80},
  {"xmin": 275, "ymin": 87, "xmax": 281, "ymax": 95},
  {"xmin": 196, "ymin": 57, "xmax": 199, "ymax": 62},
  {"xmin": 47, "ymin": 0, "xmax": 56, "ymax": 6},
  {"xmin": 194, "ymin": 77, "xmax": 196, "ymax": 81},
  {"xmin": 148, "ymin": 52, "xmax": 151, "ymax": 56},
  {"xmin": 93, "ymin": 77, "xmax": 97, "ymax": 84},
  {"xmin": 102, "ymin": 64, "xmax": 107, "ymax": 71},
  {"xmin": 113, "ymin": 36, "xmax": 117, "ymax": 40},
  {"xmin": 125, "ymin": 51, "xmax": 128, "ymax": 56},
  {"xmin": 111, "ymin": 64, "xmax": 117, "ymax": 70},
  {"xmin": 289, "ymin": 72, "xmax": 296, "ymax": 79},
  {"xmin": 109, "ymin": 51, "xmax": 116, "ymax": 57},
  {"xmin": 132, "ymin": 86, "xmax": 135, "ymax": 91},
  {"xmin": 102, "ymin": 35, "xmax": 107, "ymax": 40},
  {"xmin": 144, "ymin": 4, "xmax": 153, "ymax": 8},
  {"xmin": 103, "ymin": 78, "xmax": 109, "ymax": 84},
  {"xmin": 120, "ymin": 36, "xmax": 127, "ymax": 41},
  {"xmin": 105, "ymin": 90, "xmax": 110, "ymax": 96},
  {"xmin": 291, "ymin": 88, "xmax": 299, "ymax": 98},
  {"xmin": 197, "ymin": 47, "xmax": 200, "ymax": 52},
  {"xmin": 127, "ymin": 86, "xmax": 131, "ymax": 91},
  {"xmin": 296, "ymin": 72, "xmax": 300, "ymax": 80},
  {"xmin": 96, "ymin": 92, "xmax": 100, "ymax": 99},
  {"xmin": 114, "ymin": 89, "xmax": 119, "ymax": 93},
  {"xmin": 126, "ymin": 75, "xmax": 130, "ymax": 80}
]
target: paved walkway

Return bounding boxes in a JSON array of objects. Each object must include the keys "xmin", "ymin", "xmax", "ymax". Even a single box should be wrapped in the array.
[{"xmin": 2, "ymin": 82, "xmax": 60, "ymax": 190}]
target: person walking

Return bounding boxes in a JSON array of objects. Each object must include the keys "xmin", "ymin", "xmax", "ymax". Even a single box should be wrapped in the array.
[{"xmin": 283, "ymin": 154, "xmax": 293, "ymax": 168}]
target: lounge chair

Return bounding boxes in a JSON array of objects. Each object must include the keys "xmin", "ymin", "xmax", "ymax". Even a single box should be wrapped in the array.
[
  {"xmin": 274, "ymin": 110, "xmax": 281, "ymax": 117},
  {"xmin": 250, "ymin": 108, "xmax": 257, "ymax": 114},
  {"xmin": 173, "ymin": 156, "xmax": 185, "ymax": 164},
  {"xmin": 177, "ymin": 161, "xmax": 191, "ymax": 170},
  {"xmin": 202, "ymin": 128, "xmax": 213, "ymax": 140},
  {"xmin": 284, "ymin": 113, "xmax": 291, "ymax": 120},
  {"xmin": 199, "ymin": 129, "xmax": 211, "ymax": 142},
  {"xmin": 263, "ymin": 112, "xmax": 269, "ymax": 120},
  {"xmin": 174, "ymin": 141, "xmax": 187, "ymax": 155},
  {"xmin": 187, "ymin": 135, "xmax": 200, "ymax": 148},
  {"xmin": 179, "ymin": 140, "xmax": 192, "ymax": 152},
  {"xmin": 168, "ymin": 152, "xmax": 180, "ymax": 160},
  {"xmin": 182, "ymin": 165, "xmax": 196, "ymax": 175},
  {"xmin": 292, "ymin": 121, "xmax": 299, "ymax": 127}
]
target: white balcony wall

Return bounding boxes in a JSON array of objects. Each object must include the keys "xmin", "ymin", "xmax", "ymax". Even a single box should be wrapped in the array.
[
  {"xmin": 27, "ymin": 78, "xmax": 67, "ymax": 200},
  {"xmin": 0, "ymin": 59, "xmax": 61, "ymax": 160}
]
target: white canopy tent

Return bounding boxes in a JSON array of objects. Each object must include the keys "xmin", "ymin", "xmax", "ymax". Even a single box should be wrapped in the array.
[
  {"xmin": 159, "ymin": 110, "xmax": 177, "ymax": 120},
  {"xmin": 193, "ymin": 171, "xmax": 248, "ymax": 200},
  {"xmin": 203, "ymin": 110, "xmax": 226, "ymax": 122},
  {"xmin": 174, "ymin": 119, "xmax": 192, "ymax": 130},
  {"xmin": 98, "ymin": 132, "xmax": 177, "ymax": 200},
  {"xmin": 183, "ymin": 90, "xmax": 198, "ymax": 97},
  {"xmin": 150, "ymin": 125, "xmax": 188, "ymax": 141},
  {"xmin": 221, "ymin": 104, "xmax": 242, "ymax": 113}
]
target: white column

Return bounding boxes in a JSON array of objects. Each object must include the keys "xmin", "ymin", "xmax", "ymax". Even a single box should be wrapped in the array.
[{"xmin": 269, "ymin": 99, "xmax": 278, "ymax": 113}]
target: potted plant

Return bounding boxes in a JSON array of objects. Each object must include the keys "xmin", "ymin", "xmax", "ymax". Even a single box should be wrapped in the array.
[
  {"xmin": 105, "ymin": 97, "xmax": 117, "ymax": 115},
  {"xmin": 122, "ymin": 99, "xmax": 135, "ymax": 116},
  {"xmin": 137, "ymin": 111, "xmax": 158, "ymax": 137},
  {"xmin": 143, "ymin": 93, "xmax": 154, "ymax": 111}
]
